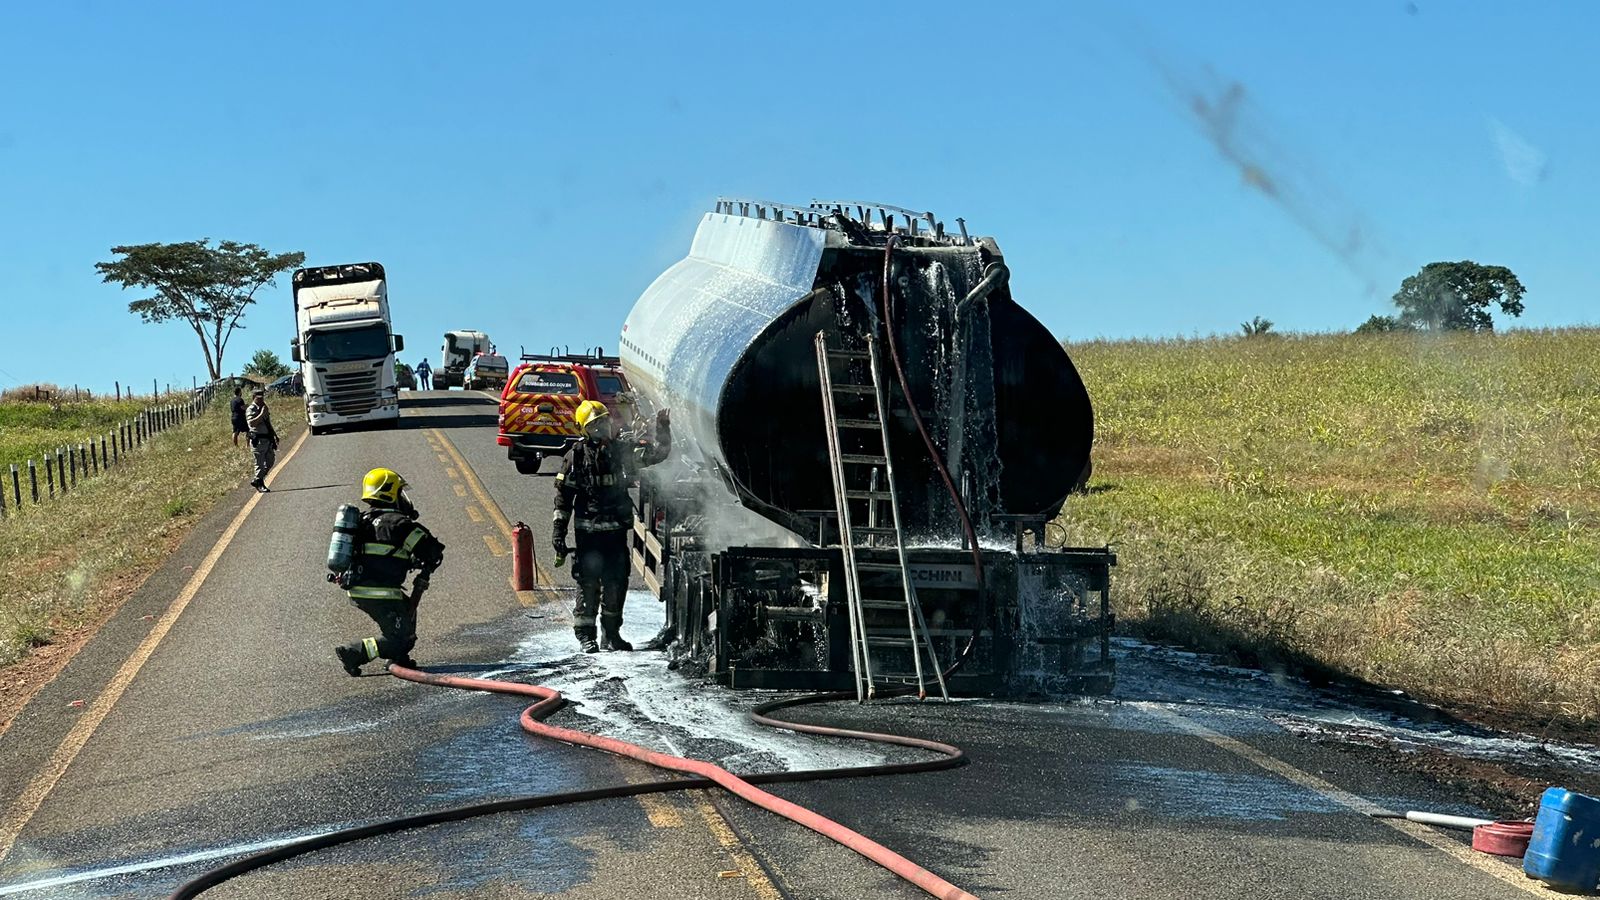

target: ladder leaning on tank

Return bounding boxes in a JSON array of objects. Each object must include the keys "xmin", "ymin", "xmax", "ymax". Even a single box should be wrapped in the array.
[{"xmin": 814, "ymin": 331, "xmax": 949, "ymax": 702}]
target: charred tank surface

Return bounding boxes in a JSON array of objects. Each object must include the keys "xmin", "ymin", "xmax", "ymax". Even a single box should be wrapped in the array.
[
  {"xmin": 621, "ymin": 200, "xmax": 1093, "ymax": 542},
  {"xmin": 621, "ymin": 199, "xmax": 1113, "ymax": 695}
]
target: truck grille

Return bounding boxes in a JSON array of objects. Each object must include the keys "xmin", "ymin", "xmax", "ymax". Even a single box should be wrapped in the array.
[{"xmin": 325, "ymin": 370, "xmax": 380, "ymax": 415}]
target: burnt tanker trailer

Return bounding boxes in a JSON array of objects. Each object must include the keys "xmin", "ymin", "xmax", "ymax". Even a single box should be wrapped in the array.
[{"xmin": 621, "ymin": 199, "xmax": 1114, "ymax": 696}]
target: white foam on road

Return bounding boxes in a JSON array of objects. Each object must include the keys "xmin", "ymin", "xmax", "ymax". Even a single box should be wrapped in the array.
[{"xmin": 508, "ymin": 591, "xmax": 885, "ymax": 773}]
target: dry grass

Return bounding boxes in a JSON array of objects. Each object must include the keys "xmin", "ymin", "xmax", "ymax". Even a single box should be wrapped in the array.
[
  {"xmin": 0, "ymin": 399, "xmax": 299, "ymax": 669},
  {"xmin": 1060, "ymin": 328, "xmax": 1600, "ymax": 725},
  {"xmin": 0, "ymin": 392, "xmax": 160, "ymax": 472}
]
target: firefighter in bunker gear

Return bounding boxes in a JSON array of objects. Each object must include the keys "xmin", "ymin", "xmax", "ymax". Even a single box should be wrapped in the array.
[
  {"xmin": 333, "ymin": 468, "xmax": 446, "ymax": 675},
  {"xmin": 553, "ymin": 400, "xmax": 671, "ymax": 653}
]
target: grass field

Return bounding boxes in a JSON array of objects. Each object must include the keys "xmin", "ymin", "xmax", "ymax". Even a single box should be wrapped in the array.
[
  {"xmin": 0, "ymin": 395, "xmax": 152, "ymax": 474},
  {"xmin": 0, "ymin": 397, "xmax": 298, "ymax": 671},
  {"xmin": 1059, "ymin": 328, "xmax": 1600, "ymax": 725}
]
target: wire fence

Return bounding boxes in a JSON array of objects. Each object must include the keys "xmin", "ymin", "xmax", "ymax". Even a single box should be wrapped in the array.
[{"xmin": 0, "ymin": 391, "xmax": 213, "ymax": 521}]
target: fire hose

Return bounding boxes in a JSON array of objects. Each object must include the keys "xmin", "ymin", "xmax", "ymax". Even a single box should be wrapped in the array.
[{"xmin": 168, "ymin": 671, "xmax": 977, "ymax": 899}]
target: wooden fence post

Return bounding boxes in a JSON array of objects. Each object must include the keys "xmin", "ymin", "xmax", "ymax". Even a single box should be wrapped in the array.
[
  {"xmin": 10, "ymin": 464, "xmax": 20, "ymax": 509},
  {"xmin": 68, "ymin": 446, "xmax": 77, "ymax": 487},
  {"xmin": 116, "ymin": 381, "xmax": 121, "ymax": 401},
  {"xmin": 45, "ymin": 455, "xmax": 54, "ymax": 499},
  {"xmin": 0, "ymin": 467, "xmax": 6, "ymax": 520},
  {"xmin": 56, "ymin": 449, "xmax": 66, "ymax": 494},
  {"xmin": 29, "ymin": 460, "xmax": 38, "ymax": 503}
]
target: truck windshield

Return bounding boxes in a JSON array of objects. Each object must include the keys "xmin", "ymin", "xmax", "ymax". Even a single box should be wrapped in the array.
[
  {"xmin": 305, "ymin": 324, "xmax": 390, "ymax": 363},
  {"xmin": 594, "ymin": 374, "xmax": 625, "ymax": 396}
]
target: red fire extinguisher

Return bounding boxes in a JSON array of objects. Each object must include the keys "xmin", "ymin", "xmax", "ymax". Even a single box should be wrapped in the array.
[{"xmin": 512, "ymin": 521, "xmax": 535, "ymax": 591}]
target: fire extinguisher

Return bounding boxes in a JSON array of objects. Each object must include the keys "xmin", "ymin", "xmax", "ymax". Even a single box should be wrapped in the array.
[{"xmin": 512, "ymin": 521, "xmax": 535, "ymax": 591}]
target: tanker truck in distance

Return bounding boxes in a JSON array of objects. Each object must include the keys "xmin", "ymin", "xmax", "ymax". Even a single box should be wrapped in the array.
[
  {"xmin": 436, "ymin": 330, "xmax": 491, "ymax": 389},
  {"xmin": 290, "ymin": 262, "xmax": 404, "ymax": 435},
  {"xmin": 622, "ymin": 199, "xmax": 1114, "ymax": 699}
]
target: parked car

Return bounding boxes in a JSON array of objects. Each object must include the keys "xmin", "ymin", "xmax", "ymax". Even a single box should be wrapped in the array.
[
  {"xmin": 266, "ymin": 373, "xmax": 305, "ymax": 396},
  {"xmin": 463, "ymin": 353, "xmax": 509, "ymax": 391},
  {"xmin": 395, "ymin": 362, "xmax": 417, "ymax": 390}
]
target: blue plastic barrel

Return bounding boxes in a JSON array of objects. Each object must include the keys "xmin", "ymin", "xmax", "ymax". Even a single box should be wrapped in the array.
[{"xmin": 1524, "ymin": 787, "xmax": 1600, "ymax": 892}]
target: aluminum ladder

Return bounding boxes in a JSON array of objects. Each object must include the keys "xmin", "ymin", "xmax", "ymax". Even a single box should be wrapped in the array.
[{"xmin": 814, "ymin": 331, "xmax": 949, "ymax": 702}]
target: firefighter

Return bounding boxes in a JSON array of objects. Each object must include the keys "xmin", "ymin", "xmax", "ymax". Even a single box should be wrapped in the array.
[
  {"xmin": 552, "ymin": 400, "xmax": 671, "ymax": 653},
  {"xmin": 333, "ymin": 468, "xmax": 446, "ymax": 675}
]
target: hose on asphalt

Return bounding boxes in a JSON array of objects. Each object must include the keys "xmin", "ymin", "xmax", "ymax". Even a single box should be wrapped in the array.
[{"xmin": 168, "ymin": 667, "xmax": 975, "ymax": 900}]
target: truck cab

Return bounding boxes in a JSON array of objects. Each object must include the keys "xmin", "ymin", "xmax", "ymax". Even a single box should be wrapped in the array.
[
  {"xmin": 437, "ymin": 330, "xmax": 490, "ymax": 389},
  {"xmin": 290, "ymin": 262, "xmax": 403, "ymax": 435}
]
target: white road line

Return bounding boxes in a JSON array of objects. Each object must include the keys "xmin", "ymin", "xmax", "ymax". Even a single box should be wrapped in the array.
[
  {"xmin": 1140, "ymin": 704, "xmax": 1559, "ymax": 896},
  {"xmin": 0, "ymin": 830, "xmax": 334, "ymax": 895}
]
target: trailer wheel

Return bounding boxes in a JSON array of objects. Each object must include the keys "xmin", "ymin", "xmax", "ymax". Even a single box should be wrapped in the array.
[{"xmin": 514, "ymin": 455, "xmax": 541, "ymax": 475}]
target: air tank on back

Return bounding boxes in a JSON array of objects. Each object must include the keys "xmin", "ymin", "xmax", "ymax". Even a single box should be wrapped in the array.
[{"xmin": 620, "ymin": 199, "xmax": 1093, "ymax": 545}]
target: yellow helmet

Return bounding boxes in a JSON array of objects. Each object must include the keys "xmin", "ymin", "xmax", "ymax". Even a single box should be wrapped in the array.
[
  {"xmin": 361, "ymin": 468, "xmax": 407, "ymax": 505},
  {"xmin": 574, "ymin": 399, "xmax": 610, "ymax": 430}
]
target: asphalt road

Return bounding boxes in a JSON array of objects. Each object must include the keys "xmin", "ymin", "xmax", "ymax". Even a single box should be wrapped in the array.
[{"xmin": 0, "ymin": 391, "xmax": 1553, "ymax": 899}]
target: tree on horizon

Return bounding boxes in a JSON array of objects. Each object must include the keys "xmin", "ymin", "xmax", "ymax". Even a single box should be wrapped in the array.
[{"xmin": 96, "ymin": 240, "xmax": 305, "ymax": 380}]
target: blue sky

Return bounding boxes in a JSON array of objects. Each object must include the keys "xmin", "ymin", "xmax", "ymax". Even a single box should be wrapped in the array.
[{"xmin": 1, "ymin": 1, "xmax": 1594, "ymax": 393}]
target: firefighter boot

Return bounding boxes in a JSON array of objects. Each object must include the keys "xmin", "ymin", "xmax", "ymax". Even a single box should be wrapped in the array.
[
  {"xmin": 600, "ymin": 617, "xmax": 632, "ymax": 652},
  {"xmin": 574, "ymin": 626, "xmax": 600, "ymax": 654},
  {"xmin": 334, "ymin": 645, "xmax": 365, "ymax": 677}
]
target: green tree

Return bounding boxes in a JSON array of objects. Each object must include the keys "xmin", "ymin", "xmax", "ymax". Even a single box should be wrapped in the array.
[
  {"xmin": 1392, "ymin": 261, "xmax": 1525, "ymax": 333},
  {"xmin": 243, "ymin": 348, "xmax": 292, "ymax": 380},
  {"xmin": 1241, "ymin": 316, "xmax": 1275, "ymax": 337},
  {"xmin": 96, "ymin": 240, "xmax": 305, "ymax": 380},
  {"xmin": 1355, "ymin": 314, "xmax": 1412, "ymax": 334}
]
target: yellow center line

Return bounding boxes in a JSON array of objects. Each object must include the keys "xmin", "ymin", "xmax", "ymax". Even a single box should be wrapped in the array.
[
  {"xmin": 1141, "ymin": 705, "xmax": 1559, "ymax": 896},
  {"xmin": 483, "ymin": 534, "xmax": 507, "ymax": 557},
  {"xmin": 695, "ymin": 795, "xmax": 785, "ymax": 900},
  {"xmin": 430, "ymin": 428, "xmax": 551, "ymax": 588},
  {"xmin": 465, "ymin": 505, "xmax": 483, "ymax": 523},
  {"xmin": 453, "ymin": 484, "xmax": 467, "ymax": 497},
  {"xmin": 0, "ymin": 428, "xmax": 313, "ymax": 864}
]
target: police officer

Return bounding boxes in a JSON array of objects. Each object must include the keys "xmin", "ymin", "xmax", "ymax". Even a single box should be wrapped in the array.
[
  {"xmin": 552, "ymin": 400, "xmax": 671, "ymax": 653},
  {"xmin": 334, "ymin": 468, "xmax": 446, "ymax": 675},
  {"xmin": 245, "ymin": 387, "xmax": 278, "ymax": 493}
]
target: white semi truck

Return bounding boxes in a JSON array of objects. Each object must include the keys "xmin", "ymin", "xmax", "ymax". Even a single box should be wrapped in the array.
[
  {"xmin": 436, "ymin": 330, "xmax": 491, "ymax": 389},
  {"xmin": 290, "ymin": 262, "xmax": 404, "ymax": 435}
]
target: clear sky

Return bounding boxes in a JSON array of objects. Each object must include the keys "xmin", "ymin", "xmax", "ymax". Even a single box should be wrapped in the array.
[{"xmin": 1, "ymin": 1, "xmax": 1594, "ymax": 393}]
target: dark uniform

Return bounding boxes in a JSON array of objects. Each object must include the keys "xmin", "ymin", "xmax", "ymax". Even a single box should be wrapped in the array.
[
  {"xmin": 335, "ymin": 500, "xmax": 445, "ymax": 673},
  {"xmin": 553, "ymin": 408, "xmax": 670, "ymax": 652}
]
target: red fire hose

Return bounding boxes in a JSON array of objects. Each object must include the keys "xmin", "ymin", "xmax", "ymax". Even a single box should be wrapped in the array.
[{"xmin": 169, "ymin": 668, "xmax": 976, "ymax": 899}]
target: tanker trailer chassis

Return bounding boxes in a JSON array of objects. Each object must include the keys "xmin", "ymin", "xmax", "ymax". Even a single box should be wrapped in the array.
[{"xmin": 631, "ymin": 492, "xmax": 1116, "ymax": 696}]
